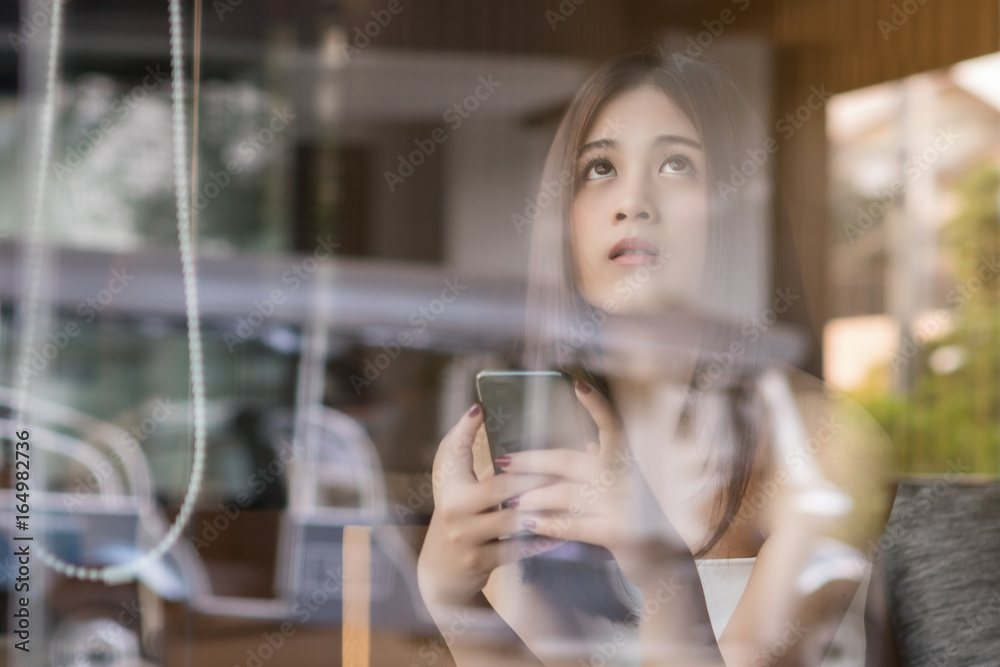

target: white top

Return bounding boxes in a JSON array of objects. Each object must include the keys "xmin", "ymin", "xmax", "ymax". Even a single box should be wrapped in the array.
[
  {"xmin": 694, "ymin": 557, "xmax": 757, "ymax": 635},
  {"xmin": 535, "ymin": 540, "xmax": 871, "ymax": 666},
  {"xmin": 695, "ymin": 541, "xmax": 871, "ymax": 667}
]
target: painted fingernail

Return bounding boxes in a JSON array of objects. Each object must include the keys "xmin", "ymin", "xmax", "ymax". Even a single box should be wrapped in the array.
[
  {"xmin": 467, "ymin": 403, "xmax": 481, "ymax": 417},
  {"xmin": 575, "ymin": 380, "xmax": 592, "ymax": 394},
  {"xmin": 506, "ymin": 495, "xmax": 520, "ymax": 508},
  {"xmin": 522, "ymin": 519, "xmax": 536, "ymax": 529},
  {"xmin": 495, "ymin": 456, "xmax": 511, "ymax": 468}
]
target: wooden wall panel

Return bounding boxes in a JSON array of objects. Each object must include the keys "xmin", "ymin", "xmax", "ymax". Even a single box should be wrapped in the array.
[{"xmin": 772, "ymin": 0, "xmax": 1000, "ymax": 92}]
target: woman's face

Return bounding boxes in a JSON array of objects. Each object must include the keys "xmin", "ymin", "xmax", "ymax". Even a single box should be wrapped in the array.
[{"xmin": 570, "ymin": 85, "xmax": 709, "ymax": 314}]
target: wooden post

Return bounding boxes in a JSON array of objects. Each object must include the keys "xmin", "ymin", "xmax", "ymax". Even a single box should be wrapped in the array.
[{"xmin": 342, "ymin": 526, "xmax": 371, "ymax": 667}]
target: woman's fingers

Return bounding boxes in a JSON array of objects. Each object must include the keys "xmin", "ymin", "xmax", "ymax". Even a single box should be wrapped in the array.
[
  {"xmin": 521, "ymin": 512, "xmax": 617, "ymax": 546},
  {"xmin": 434, "ymin": 403, "xmax": 484, "ymax": 486},
  {"xmin": 574, "ymin": 381, "xmax": 626, "ymax": 458},
  {"xmin": 444, "ymin": 509, "xmax": 566, "ymax": 565},
  {"xmin": 517, "ymin": 481, "xmax": 585, "ymax": 513},
  {"xmin": 464, "ymin": 506, "xmax": 522, "ymax": 543},
  {"xmin": 457, "ymin": 535, "xmax": 566, "ymax": 572},
  {"xmin": 501, "ymin": 448, "xmax": 602, "ymax": 482},
  {"xmin": 468, "ymin": 471, "xmax": 557, "ymax": 514},
  {"xmin": 506, "ymin": 535, "xmax": 569, "ymax": 561}
]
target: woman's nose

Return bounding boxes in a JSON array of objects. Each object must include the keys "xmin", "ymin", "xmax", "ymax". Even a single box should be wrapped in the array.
[
  {"xmin": 614, "ymin": 207, "xmax": 651, "ymax": 222},
  {"xmin": 612, "ymin": 176, "xmax": 658, "ymax": 224}
]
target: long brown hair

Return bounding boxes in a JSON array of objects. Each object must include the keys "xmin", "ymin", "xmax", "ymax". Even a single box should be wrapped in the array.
[{"xmin": 523, "ymin": 48, "xmax": 769, "ymax": 561}]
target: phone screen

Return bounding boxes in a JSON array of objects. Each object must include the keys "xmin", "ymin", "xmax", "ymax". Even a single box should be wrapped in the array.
[
  {"xmin": 475, "ymin": 370, "xmax": 613, "ymax": 562},
  {"xmin": 475, "ymin": 370, "xmax": 591, "ymax": 471}
]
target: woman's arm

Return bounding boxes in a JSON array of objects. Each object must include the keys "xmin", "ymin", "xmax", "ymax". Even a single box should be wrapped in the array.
[
  {"xmin": 423, "ymin": 597, "xmax": 547, "ymax": 667},
  {"xmin": 715, "ymin": 369, "xmax": 897, "ymax": 666},
  {"xmin": 417, "ymin": 403, "xmax": 558, "ymax": 666}
]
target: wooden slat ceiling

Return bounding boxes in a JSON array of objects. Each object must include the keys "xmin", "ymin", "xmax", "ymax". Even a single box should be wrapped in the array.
[
  {"xmin": 628, "ymin": 0, "xmax": 1000, "ymax": 92},
  {"xmin": 52, "ymin": 1, "xmax": 999, "ymax": 94},
  {"xmin": 343, "ymin": 0, "xmax": 998, "ymax": 93},
  {"xmin": 771, "ymin": 0, "xmax": 999, "ymax": 91}
]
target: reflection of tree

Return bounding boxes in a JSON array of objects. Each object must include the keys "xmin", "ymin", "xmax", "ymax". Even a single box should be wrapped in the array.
[
  {"xmin": 854, "ymin": 164, "xmax": 1000, "ymax": 474},
  {"xmin": 48, "ymin": 76, "xmax": 286, "ymax": 252},
  {"xmin": 194, "ymin": 81, "xmax": 288, "ymax": 251}
]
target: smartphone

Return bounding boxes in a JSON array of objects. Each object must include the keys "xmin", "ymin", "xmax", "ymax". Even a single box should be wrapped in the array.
[
  {"xmin": 475, "ymin": 370, "xmax": 612, "ymax": 561},
  {"xmin": 475, "ymin": 370, "xmax": 594, "ymax": 471}
]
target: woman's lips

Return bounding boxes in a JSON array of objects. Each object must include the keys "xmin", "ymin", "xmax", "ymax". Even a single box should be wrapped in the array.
[{"xmin": 609, "ymin": 237, "xmax": 660, "ymax": 267}]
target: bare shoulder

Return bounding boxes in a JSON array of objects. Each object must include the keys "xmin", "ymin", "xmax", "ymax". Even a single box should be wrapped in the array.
[{"xmin": 761, "ymin": 364, "xmax": 898, "ymax": 550}]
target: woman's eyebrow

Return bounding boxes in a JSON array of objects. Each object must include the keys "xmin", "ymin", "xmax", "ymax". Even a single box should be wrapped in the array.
[
  {"xmin": 577, "ymin": 134, "xmax": 704, "ymax": 158},
  {"xmin": 654, "ymin": 134, "xmax": 703, "ymax": 150},
  {"xmin": 577, "ymin": 137, "xmax": 617, "ymax": 157}
]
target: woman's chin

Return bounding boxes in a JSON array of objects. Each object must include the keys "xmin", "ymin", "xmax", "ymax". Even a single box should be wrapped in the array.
[{"xmin": 586, "ymin": 290, "xmax": 698, "ymax": 318}]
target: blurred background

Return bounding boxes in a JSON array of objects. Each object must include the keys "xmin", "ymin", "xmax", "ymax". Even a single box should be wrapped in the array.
[{"xmin": 0, "ymin": 0, "xmax": 998, "ymax": 665}]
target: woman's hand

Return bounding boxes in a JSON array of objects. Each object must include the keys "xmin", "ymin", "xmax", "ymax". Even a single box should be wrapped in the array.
[
  {"xmin": 500, "ymin": 381, "xmax": 687, "ymax": 587},
  {"xmin": 417, "ymin": 403, "xmax": 556, "ymax": 612}
]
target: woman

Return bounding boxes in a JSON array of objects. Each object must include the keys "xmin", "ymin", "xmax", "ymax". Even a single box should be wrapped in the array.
[{"xmin": 417, "ymin": 50, "xmax": 897, "ymax": 666}]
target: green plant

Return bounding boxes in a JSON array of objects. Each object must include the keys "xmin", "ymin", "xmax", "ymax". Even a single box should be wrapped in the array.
[{"xmin": 850, "ymin": 164, "xmax": 1000, "ymax": 474}]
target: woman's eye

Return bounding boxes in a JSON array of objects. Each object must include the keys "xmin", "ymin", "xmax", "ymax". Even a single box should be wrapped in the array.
[
  {"xmin": 583, "ymin": 159, "xmax": 615, "ymax": 180},
  {"xmin": 661, "ymin": 155, "xmax": 694, "ymax": 175}
]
